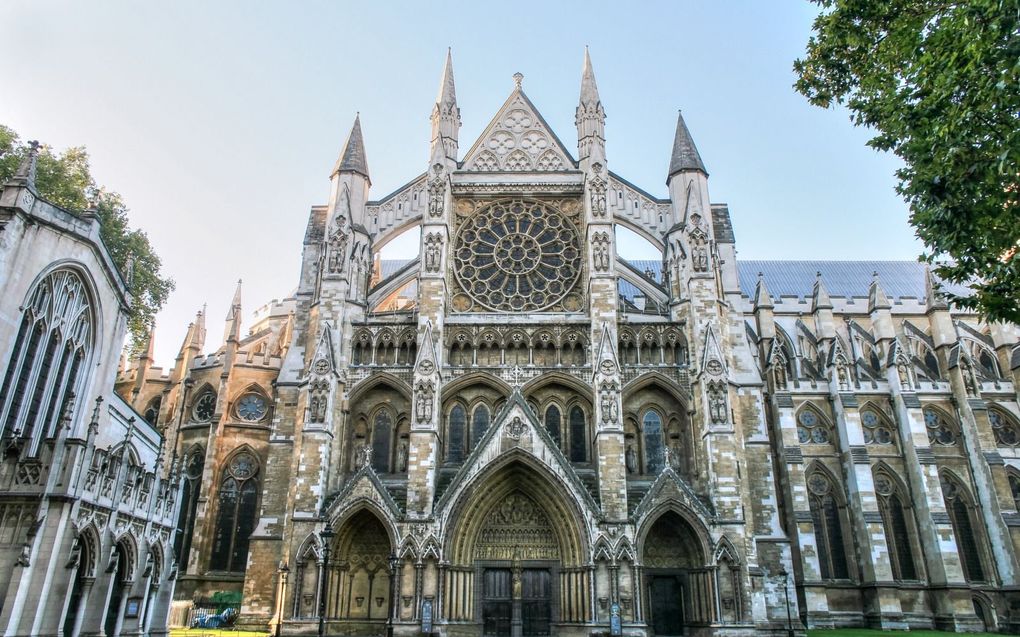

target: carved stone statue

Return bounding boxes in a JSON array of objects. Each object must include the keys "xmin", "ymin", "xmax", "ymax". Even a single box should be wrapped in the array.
[
  {"xmin": 897, "ymin": 360, "xmax": 911, "ymax": 389},
  {"xmin": 428, "ymin": 164, "xmax": 445, "ymax": 218},
  {"xmin": 836, "ymin": 359, "xmax": 850, "ymax": 391},
  {"xmin": 625, "ymin": 443, "xmax": 637, "ymax": 474},
  {"xmin": 708, "ymin": 382, "xmax": 727, "ymax": 424},
  {"xmin": 773, "ymin": 360, "xmax": 787, "ymax": 391},
  {"xmin": 592, "ymin": 232, "xmax": 610, "ymax": 271}
]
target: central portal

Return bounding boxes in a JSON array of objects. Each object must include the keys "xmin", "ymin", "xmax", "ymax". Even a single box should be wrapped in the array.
[{"xmin": 481, "ymin": 568, "xmax": 552, "ymax": 637}]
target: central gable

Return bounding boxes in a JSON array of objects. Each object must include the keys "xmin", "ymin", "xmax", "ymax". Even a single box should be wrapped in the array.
[{"xmin": 461, "ymin": 88, "xmax": 576, "ymax": 173}]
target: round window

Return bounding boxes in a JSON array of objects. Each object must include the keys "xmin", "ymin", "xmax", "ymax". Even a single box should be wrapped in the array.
[
  {"xmin": 192, "ymin": 392, "xmax": 216, "ymax": 423},
  {"xmin": 237, "ymin": 393, "xmax": 268, "ymax": 422}
]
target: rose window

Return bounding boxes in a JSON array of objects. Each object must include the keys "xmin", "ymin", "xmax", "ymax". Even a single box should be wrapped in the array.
[{"xmin": 453, "ymin": 200, "xmax": 581, "ymax": 312}]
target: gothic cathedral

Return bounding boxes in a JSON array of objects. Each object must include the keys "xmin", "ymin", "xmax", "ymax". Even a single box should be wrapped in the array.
[{"xmin": 116, "ymin": 50, "xmax": 1020, "ymax": 636}]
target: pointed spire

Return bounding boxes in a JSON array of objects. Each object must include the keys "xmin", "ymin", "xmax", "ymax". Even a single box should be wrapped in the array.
[
  {"xmin": 668, "ymin": 111, "xmax": 707, "ymax": 178},
  {"xmin": 435, "ymin": 48, "xmax": 457, "ymax": 111},
  {"xmin": 925, "ymin": 265, "xmax": 948, "ymax": 310},
  {"xmin": 579, "ymin": 46, "xmax": 601, "ymax": 107},
  {"xmin": 868, "ymin": 270, "xmax": 891, "ymax": 312},
  {"xmin": 811, "ymin": 271, "xmax": 833, "ymax": 311},
  {"xmin": 11, "ymin": 140, "xmax": 40, "ymax": 188},
  {"xmin": 753, "ymin": 272, "xmax": 774, "ymax": 310},
  {"xmin": 141, "ymin": 321, "xmax": 156, "ymax": 361},
  {"xmin": 332, "ymin": 114, "xmax": 370, "ymax": 183},
  {"xmin": 224, "ymin": 280, "xmax": 242, "ymax": 344}
]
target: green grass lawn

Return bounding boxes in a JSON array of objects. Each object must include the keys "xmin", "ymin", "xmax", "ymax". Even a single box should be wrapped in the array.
[
  {"xmin": 807, "ymin": 627, "xmax": 958, "ymax": 631},
  {"xmin": 169, "ymin": 629, "xmax": 269, "ymax": 637}
]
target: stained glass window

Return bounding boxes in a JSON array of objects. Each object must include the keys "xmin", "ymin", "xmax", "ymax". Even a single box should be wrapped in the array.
[
  {"xmin": 453, "ymin": 200, "xmax": 581, "ymax": 312},
  {"xmin": 544, "ymin": 405, "xmax": 561, "ymax": 447},
  {"xmin": 797, "ymin": 408, "xmax": 830, "ymax": 444},
  {"xmin": 471, "ymin": 404, "xmax": 490, "ymax": 451},
  {"xmin": 569, "ymin": 406, "xmax": 586, "ymax": 462},
  {"xmin": 643, "ymin": 411, "xmax": 664, "ymax": 474},
  {"xmin": 861, "ymin": 409, "xmax": 894, "ymax": 445},
  {"xmin": 210, "ymin": 451, "xmax": 259, "ymax": 572},
  {"xmin": 989, "ymin": 408, "xmax": 1020, "ymax": 447},
  {"xmin": 923, "ymin": 408, "xmax": 957, "ymax": 445},
  {"xmin": 447, "ymin": 405, "xmax": 466, "ymax": 463},
  {"xmin": 807, "ymin": 472, "xmax": 850, "ymax": 580},
  {"xmin": 372, "ymin": 411, "xmax": 392, "ymax": 472}
]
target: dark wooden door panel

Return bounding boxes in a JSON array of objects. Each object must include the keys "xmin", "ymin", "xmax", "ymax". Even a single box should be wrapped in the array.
[{"xmin": 650, "ymin": 576, "xmax": 684, "ymax": 635}]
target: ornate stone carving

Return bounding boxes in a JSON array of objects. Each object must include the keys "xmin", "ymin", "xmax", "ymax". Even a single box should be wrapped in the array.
[
  {"xmin": 474, "ymin": 493, "xmax": 558, "ymax": 560},
  {"xmin": 308, "ymin": 380, "xmax": 329, "ymax": 424},
  {"xmin": 688, "ymin": 214, "xmax": 709, "ymax": 273},
  {"xmin": 599, "ymin": 381, "xmax": 619, "ymax": 425},
  {"xmin": 505, "ymin": 416, "xmax": 527, "ymax": 440}
]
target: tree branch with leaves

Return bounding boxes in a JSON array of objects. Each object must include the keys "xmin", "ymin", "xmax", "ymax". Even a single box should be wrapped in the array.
[
  {"xmin": 794, "ymin": 0, "xmax": 1020, "ymax": 323},
  {"xmin": 0, "ymin": 125, "xmax": 174, "ymax": 353}
]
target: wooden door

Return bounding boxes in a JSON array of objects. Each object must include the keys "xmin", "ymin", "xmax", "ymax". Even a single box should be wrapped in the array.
[
  {"xmin": 482, "ymin": 569, "xmax": 512, "ymax": 637},
  {"xmin": 649, "ymin": 575, "xmax": 684, "ymax": 635}
]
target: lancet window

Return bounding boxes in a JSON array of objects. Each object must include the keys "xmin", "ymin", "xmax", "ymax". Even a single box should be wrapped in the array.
[
  {"xmin": 873, "ymin": 471, "xmax": 918, "ymax": 580},
  {"xmin": 807, "ymin": 470, "xmax": 850, "ymax": 580}
]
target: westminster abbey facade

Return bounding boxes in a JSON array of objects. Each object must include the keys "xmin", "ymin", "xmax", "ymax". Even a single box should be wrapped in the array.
[{"xmin": 110, "ymin": 51, "xmax": 1020, "ymax": 637}]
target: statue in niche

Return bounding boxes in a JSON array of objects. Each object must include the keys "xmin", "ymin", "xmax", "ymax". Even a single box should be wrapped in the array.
[
  {"xmin": 691, "ymin": 241, "xmax": 708, "ymax": 272},
  {"xmin": 592, "ymin": 232, "xmax": 610, "ymax": 271},
  {"xmin": 896, "ymin": 358, "xmax": 911, "ymax": 389},
  {"xmin": 327, "ymin": 229, "xmax": 348, "ymax": 274},
  {"xmin": 960, "ymin": 359, "xmax": 978, "ymax": 396},
  {"xmin": 424, "ymin": 233, "xmax": 442, "ymax": 272},
  {"xmin": 625, "ymin": 442, "xmax": 637, "ymax": 474},
  {"xmin": 707, "ymin": 382, "xmax": 727, "ymax": 424},
  {"xmin": 415, "ymin": 383, "xmax": 434, "ymax": 424},
  {"xmin": 835, "ymin": 358, "xmax": 851, "ymax": 391},
  {"xmin": 353, "ymin": 441, "xmax": 369, "ymax": 470},
  {"xmin": 397, "ymin": 439, "xmax": 408, "ymax": 473},
  {"xmin": 588, "ymin": 163, "xmax": 607, "ymax": 218},
  {"xmin": 428, "ymin": 164, "xmax": 445, "ymax": 218},
  {"xmin": 773, "ymin": 358, "xmax": 788, "ymax": 391}
]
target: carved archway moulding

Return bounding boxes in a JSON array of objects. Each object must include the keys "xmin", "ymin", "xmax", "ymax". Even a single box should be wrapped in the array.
[{"xmin": 442, "ymin": 457, "xmax": 589, "ymax": 567}]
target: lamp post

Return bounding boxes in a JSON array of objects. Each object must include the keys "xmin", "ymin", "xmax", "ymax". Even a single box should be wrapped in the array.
[
  {"xmin": 276, "ymin": 561, "xmax": 290, "ymax": 637},
  {"xmin": 777, "ymin": 567, "xmax": 793, "ymax": 637},
  {"xmin": 318, "ymin": 523, "xmax": 334, "ymax": 637}
]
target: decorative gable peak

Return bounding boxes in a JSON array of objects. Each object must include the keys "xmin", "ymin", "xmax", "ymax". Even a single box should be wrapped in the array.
[
  {"xmin": 461, "ymin": 77, "xmax": 575, "ymax": 173},
  {"xmin": 309, "ymin": 322, "xmax": 337, "ymax": 377},
  {"xmin": 811, "ymin": 271, "xmax": 833, "ymax": 311},
  {"xmin": 868, "ymin": 271, "xmax": 891, "ymax": 312},
  {"xmin": 332, "ymin": 114, "xmax": 370, "ymax": 183},
  {"xmin": 414, "ymin": 320, "xmax": 439, "ymax": 376},
  {"xmin": 593, "ymin": 322, "xmax": 620, "ymax": 380},
  {"xmin": 700, "ymin": 326, "xmax": 728, "ymax": 377}
]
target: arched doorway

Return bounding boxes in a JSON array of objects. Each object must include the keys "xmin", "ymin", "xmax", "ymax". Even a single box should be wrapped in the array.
[
  {"xmin": 105, "ymin": 542, "xmax": 131, "ymax": 637},
  {"xmin": 641, "ymin": 511, "xmax": 707, "ymax": 636},
  {"xmin": 63, "ymin": 533, "xmax": 96, "ymax": 637},
  {"xmin": 324, "ymin": 509, "xmax": 394, "ymax": 633},
  {"xmin": 445, "ymin": 459, "xmax": 589, "ymax": 637}
]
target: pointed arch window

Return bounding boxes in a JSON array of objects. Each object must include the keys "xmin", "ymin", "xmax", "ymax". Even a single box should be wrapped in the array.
[
  {"xmin": 807, "ymin": 471, "xmax": 850, "ymax": 580},
  {"xmin": 143, "ymin": 397, "xmax": 161, "ymax": 426},
  {"xmin": 861, "ymin": 408, "xmax": 895, "ymax": 445},
  {"xmin": 447, "ymin": 404, "xmax": 466, "ymax": 463},
  {"xmin": 0, "ymin": 268, "xmax": 94, "ymax": 444},
  {"xmin": 989, "ymin": 407, "xmax": 1020, "ymax": 448},
  {"xmin": 941, "ymin": 476, "xmax": 987, "ymax": 582},
  {"xmin": 797, "ymin": 407, "xmax": 831, "ymax": 444},
  {"xmin": 210, "ymin": 450, "xmax": 259, "ymax": 572},
  {"xmin": 643, "ymin": 410, "xmax": 664, "ymax": 473},
  {"xmin": 569, "ymin": 406, "xmax": 587, "ymax": 462},
  {"xmin": 976, "ymin": 347, "xmax": 1000, "ymax": 380},
  {"xmin": 1008, "ymin": 471, "xmax": 1020, "ymax": 512},
  {"xmin": 923, "ymin": 408, "xmax": 958, "ymax": 446},
  {"xmin": 544, "ymin": 405, "xmax": 561, "ymax": 447},
  {"xmin": 471, "ymin": 404, "xmax": 490, "ymax": 452},
  {"xmin": 873, "ymin": 472, "xmax": 918, "ymax": 580},
  {"xmin": 372, "ymin": 410, "xmax": 393, "ymax": 472}
]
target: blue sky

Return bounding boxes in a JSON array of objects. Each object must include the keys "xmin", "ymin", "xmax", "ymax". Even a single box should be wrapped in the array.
[{"xmin": 0, "ymin": 1, "xmax": 919, "ymax": 367}]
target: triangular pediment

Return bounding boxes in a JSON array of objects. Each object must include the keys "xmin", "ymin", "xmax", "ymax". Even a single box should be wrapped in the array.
[
  {"xmin": 433, "ymin": 390, "xmax": 600, "ymax": 523},
  {"xmin": 461, "ymin": 89, "xmax": 577, "ymax": 173},
  {"xmin": 630, "ymin": 467, "xmax": 714, "ymax": 522},
  {"xmin": 323, "ymin": 465, "xmax": 402, "ymax": 521}
]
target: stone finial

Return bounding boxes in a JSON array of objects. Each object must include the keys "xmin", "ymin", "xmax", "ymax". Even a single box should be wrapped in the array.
[
  {"xmin": 11, "ymin": 140, "xmax": 40, "ymax": 188},
  {"xmin": 868, "ymin": 270, "xmax": 892, "ymax": 312},
  {"xmin": 513, "ymin": 72, "xmax": 524, "ymax": 89},
  {"xmin": 811, "ymin": 271, "xmax": 833, "ymax": 311},
  {"xmin": 753, "ymin": 271, "xmax": 774, "ymax": 311}
]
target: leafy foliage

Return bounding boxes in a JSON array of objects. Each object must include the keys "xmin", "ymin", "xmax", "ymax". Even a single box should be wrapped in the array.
[
  {"xmin": 794, "ymin": 0, "xmax": 1020, "ymax": 322},
  {"xmin": 0, "ymin": 125, "xmax": 174, "ymax": 352}
]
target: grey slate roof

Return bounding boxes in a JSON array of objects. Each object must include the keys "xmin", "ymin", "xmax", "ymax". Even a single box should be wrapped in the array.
[
  {"xmin": 375, "ymin": 259, "xmax": 961, "ymax": 306},
  {"xmin": 668, "ymin": 111, "xmax": 707, "ymax": 177},
  {"xmin": 332, "ymin": 114, "xmax": 370, "ymax": 181}
]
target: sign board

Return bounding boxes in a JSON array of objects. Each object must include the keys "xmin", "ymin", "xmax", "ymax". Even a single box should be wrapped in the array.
[
  {"xmin": 610, "ymin": 602, "xmax": 622, "ymax": 636},
  {"xmin": 421, "ymin": 599, "xmax": 433, "ymax": 633}
]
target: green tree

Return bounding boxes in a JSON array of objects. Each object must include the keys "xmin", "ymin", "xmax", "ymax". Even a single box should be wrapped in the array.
[
  {"xmin": 794, "ymin": 0, "xmax": 1020, "ymax": 323},
  {"xmin": 0, "ymin": 125, "xmax": 174, "ymax": 352}
]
